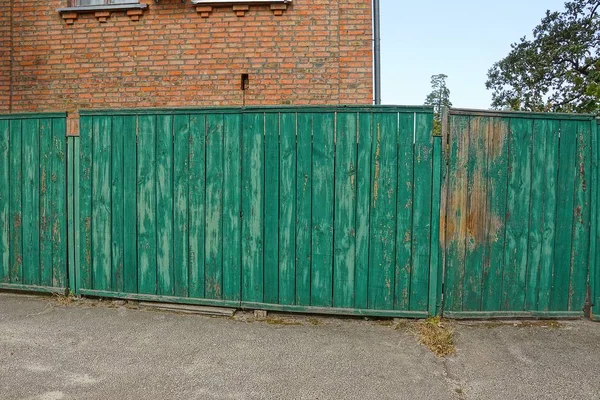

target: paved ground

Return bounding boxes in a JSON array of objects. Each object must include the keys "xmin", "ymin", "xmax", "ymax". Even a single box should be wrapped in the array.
[{"xmin": 1, "ymin": 293, "xmax": 599, "ymax": 400}]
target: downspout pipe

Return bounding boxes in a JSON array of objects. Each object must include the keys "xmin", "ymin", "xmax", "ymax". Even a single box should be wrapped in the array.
[{"xmin": 373, "ymin": 0, "xmax": 381, "ymax": 105}]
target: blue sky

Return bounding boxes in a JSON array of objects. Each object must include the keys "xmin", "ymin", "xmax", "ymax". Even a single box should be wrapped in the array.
[{"xmin": 380, "ymin": 0, "xmax": 566, "ymax": 108}]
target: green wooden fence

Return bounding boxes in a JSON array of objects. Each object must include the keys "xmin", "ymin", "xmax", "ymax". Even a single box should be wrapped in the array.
[
  {"xmin": 70, "ymin": 107, "xmax": 443, "ymax": 317},
  {"xmin": 592, "ymin": 119, "xmax": 600, "ymax": 322},
  {"xmin": 0, "ymin": 113, "xmax": 68, "ymax": 294},
  {"xmin": 443, "ymin": 109, "xmax": 597, "ymax": 318}
]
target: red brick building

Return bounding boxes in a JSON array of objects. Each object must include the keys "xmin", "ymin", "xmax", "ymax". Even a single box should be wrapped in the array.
[{"xmin": 1, "ymin": 0, "xmax": 374, "ymax": 117}]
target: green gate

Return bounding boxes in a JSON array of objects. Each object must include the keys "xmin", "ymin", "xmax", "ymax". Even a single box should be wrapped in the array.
[
  {"xmin": 592, "ymin": 118, "xmax": 599, "ymax": 321},
  {"xmin": 71, "ymin": 107, "xmax": 443, "ymax": 317},
  {"xmin": 0, "ymin": 113, "xmax": 68, "ymax": 294},
  {"xmin": 443, "ymin": 109, "xmax": 597, "ymax": 318}
]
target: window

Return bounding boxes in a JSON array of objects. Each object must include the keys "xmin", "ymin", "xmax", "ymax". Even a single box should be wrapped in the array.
[{"xmin": 68, "ymin": 0, "xmax": 139, "ymax": 6}]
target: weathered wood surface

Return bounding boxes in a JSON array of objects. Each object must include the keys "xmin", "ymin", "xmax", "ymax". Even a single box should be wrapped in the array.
[
  {"xmin": 444, "ymin": 112, "xmax": 595, "ymax": 314},
  {"xmin": 72, "ymin": 109, "xmax": 440, "ymax": 316},
  {"xmin": 0, "ymin": 115, "xmax": 67, "ymax": 290}
]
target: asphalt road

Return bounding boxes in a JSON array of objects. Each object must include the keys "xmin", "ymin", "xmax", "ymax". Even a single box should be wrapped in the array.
[{"xmin": 1, "ymin": 293, "xmax": 599, "ymax": 400}]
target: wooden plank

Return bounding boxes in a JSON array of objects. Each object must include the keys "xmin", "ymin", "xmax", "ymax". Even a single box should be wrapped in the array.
[
  {"xmin": 122, "ymin": 116, "xmax": 137, "ymax": 294},
  {"xmin": 173, "ymin": 114, "xmax": 190, "ymax": 298},
  {"xmin": 111, "ymin": 116, "xmax": 125, "ymax": 292},
  {"xmin": 0, "ymin": 120, "xmax": 8, "ymax": 283},
  {"xmin": 222, "ymin": 113, "xmax": 242, "ymax": 302},
  {"xmin": 569, "ymin": 120, "xmax": 592, "ymax": 311},
  {"xmin": 188, "ymin": 114, "xmax": 206, "ymax": 299},
  {"xmin": 9, "ymin": 119, "xmax": 23, "ymax": 284},
  {"xmin": 67, "ymin": 136, "xmax": 76, "ymax": 294},
  {"xmin": 156, "ymin": 115, "xmax": 174, "ymax": 296},
  {"xmin": 551, "ymin": 120, "xmax": 577, "ymax": 311},
  {"xmin": 264, "ymin": 113, "xmax": 280, "ymax": 305},
  {"xmin": 536, "ymin": 120, "xmax": 559, "ymax": 311},
  {"xmin": 333, "ymin": 112, "xmax": 358, "ymax": 309},
  {"xmin": 92, "ymin": 116, "xmax": 112, "ymax": 291},
  {"xmin": 137, "ymin": 115, "xmax": 158, "ymax": 295},
  {"xmin": 21, "ymin": 118, "xmax": 40, "ymax": 286},
  {"xmin": 205, "ymin": 114, "xmax": 224, "ymax": 299},
  {"xmin": 79, "ymin": 117, "xmax": 95, "ymax": 290},
  {"xmin": 481, "ymin": 118, "xmax": 510, "ymax": 311},
  {"xmin": 462, "ymin": 117, "xmax": 488, "ymax": 311},
  {"xmin": 411, "ymin": 113, "xmax": 434, "ymax": 311},
  {"xmin": 295, "ymin": 113, "xmax": 312, "ymax": 306},
  {"xmin": 39, "ymin": 119, "xmax": 53, "ymax": 287},
  {"xmin": 429, "ymin": 136, "xmax": 443, "ymax": 316},
  {"xmin": 394, "ymin": 113, "xmax": 414, "ymax": 310},
  {"xmin": 368, "ymin": 112, "xmax": 398, "ymax": 310},
  {"xmin": 354, "ymin": 112, "xmax": 372, "ymax": 310},
  {"xmin": 526, "ymin": 119, "xmax": 550, "ymax": 310},
  {"xmin": 502, "ymin": 118, "xmax": 533, "ymax": 311},
  {"xmin": 241, "ymin": 112, "xmax": 264, "ymax": 303},
  {"xmin": 443, "ymin": 115, "xmax": 469, "ymax": 312},
  {"xmin": 592, "ymin": 121, "xmax": 599, "ymax": 319},
  {"xmin": 51, "ymin": 118, "xmax": 67, "ymax": 288},
  {"xmin": 311, "ymin": 113, "xmax": 335, "ymax": 308},
  {"xmin": 278, "ymin": 113, "xmax": 296, "ymax": 305}
]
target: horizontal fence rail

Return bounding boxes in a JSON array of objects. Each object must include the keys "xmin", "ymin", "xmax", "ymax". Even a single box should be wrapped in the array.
[
  {"xmin": 443, "ymin": 110, "xmax": 596, "ymax": 318},
  {"xmin": 72, "ymin": 107, "xmax": 442, "ymax": 317},
  {"xmin": 0, "ymin": 113, "xmax": 67, "ymax": 294}
]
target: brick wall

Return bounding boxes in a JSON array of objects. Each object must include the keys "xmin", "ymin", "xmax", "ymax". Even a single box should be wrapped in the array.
[
  {"xmin": 3, "ymin": 0, "xmax": 373, "ymax": 114},
  {"xmin": 0, "ymin": 1, "xmax": 11, "ymax": 112}
]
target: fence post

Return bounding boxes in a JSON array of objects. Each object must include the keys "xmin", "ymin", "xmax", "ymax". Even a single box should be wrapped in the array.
[
  {"xmin": 67, "ymin": 136, "xmax": 80, "ymax": 295},
  {"xmin": 429, "ymin": 134, "xmax": 443, "ymax": 316},
  {"xmin": 591, "ymin": 119, "xmax": 599, "ymax": 320}
]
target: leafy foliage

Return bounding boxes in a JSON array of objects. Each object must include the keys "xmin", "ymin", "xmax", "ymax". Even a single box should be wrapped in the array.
[
  {"xmin": 425, "ymin": 74, "xmax": 452, "ymax": 135},
  {"xmin": 486, "ymin": 0, "xmax": 600, "ymax": 113}
]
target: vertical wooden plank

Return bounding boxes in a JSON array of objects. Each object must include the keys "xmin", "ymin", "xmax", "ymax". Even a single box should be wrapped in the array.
[
  {"xmin": 525, "ymin": 119, "xmax": 549, "ymax": 310},
  {"xmin": 51, "ymin": 118, "xmax": 67, "ymax": 288},
  {"xmin": 429, "ymin": 136, "xmax": 443, "ymax": 316},
  {"xmin": 92, "ymin": 116, "xmax": 112, "ymax": 291},
  {"xmin": 79, "ymin": 116, "xmax": 93, "ymax": 291},
  {"xmin": 311, "ymin": 113, "xmax": 335, "ymax": 308},
  {"xmin": 569, "ymin": 120, "xmax": 592, "ymax": 311},
  {"xmin": 205, "ymin": 114, "xmax": 224, "ymax": 299},
  {"xmin": 278, "ymin": 113, "xmax": 296, "ymax": 305},
  {"xmin": 111, "ymin": 116, "xmax": 125, "ymax": 292},
  {"xmin": 462, "ymin": 117, "xmax": 488, "ymax": 311},
  {"xmin": 591, "ymin": 120, "xmax": 599, "ymax": 319},
  {"xmin": 551, "ymin": 120, "xmax": 577, "ymax": 311},
  {"xmin": 443, "ymin": 115, "xmax": 469, "ymax": 312},
  {"xmin": 411, "ymin": 113, "xmax": 434, "ymax": 311},
  {"xmin": 333, "ymin": 112, "xmax": 358, "ymax": 309},
  {"xmin": 137, "ymin": 114, "xmax": 157, "ymax": 295},
  {"xmin": 242, "ymin": 112, "xmax": 264, "ymax": 303},
  {"xmin": 502, "ymin": 118, "xmax": 533, "ymax": 311},
  {"xmin": 222, "ymin": 113, "xmax": 242, "ymax": 302},
  {"xmin": 481, "ymin": 118, "xmax": 509, "ymax": 311},
  {"xmin": 394, "ymin": 113, "xmax": 414, "ymax": 310},
  {"xmin": 368, "ymin": 112, "xmax": 398, "ymax": 310},
  {"xmin": 295, "ymin": 113, "xmax": 312, "ymax": 306},
  {"xmin": 173, "ymin": 114, "xmax": 190, "ymax": 298},
  {"xmin": 39, "ymin": 119, "xmax": 53, "ymax": 287},
  {"xmin": 122, "ymin": 116, "xmax": 137, "ymax": 294},
  {"xmin": 537, "ymin": 120, "xmax": 559, "ymax": 311},
  {"xmin": 9, "ymin": 119, "xmax": 23, "ymax": 284},
  {"xmin": 156, "ymin": 115, "xmax": 174, "ymax": 296},
  {"xmin": 21, "ymin": 118, "xmax": 40, "ymax": 285},
  {"xmin": 264, "ymin": 113, "xmax": 280, "ymax": 304},
  {"xmin": 0, "ymin": 120, "xmax": 8, "ymax": 283},
  {"xmin": 188, "ymin": 114, "xmax": 206, "ymax": 299},
  {"xmin": 354, "ymin": 112, "xmax": 372, "ymax": 310},
  {"xmin": 67, "ymin": 136, "xmax": 77, "ymax": 293}
]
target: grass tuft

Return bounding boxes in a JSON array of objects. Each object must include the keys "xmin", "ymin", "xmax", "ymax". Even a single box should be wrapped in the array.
[{"xmin": 416, "ymin": 317, "xmax": 455, "ymax": 357}]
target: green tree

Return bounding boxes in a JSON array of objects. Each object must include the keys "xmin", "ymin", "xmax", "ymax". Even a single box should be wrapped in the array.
[
  {"xmin": 486, "ymin": 0, "xmax": 600, "ymax": 113},
  {"xmin": 425, "ymin": 74, "xmax": 452, "ymax": 135}
]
